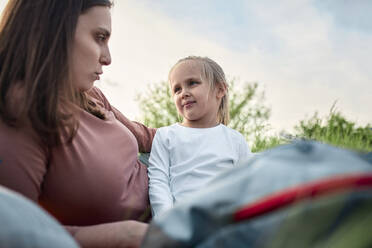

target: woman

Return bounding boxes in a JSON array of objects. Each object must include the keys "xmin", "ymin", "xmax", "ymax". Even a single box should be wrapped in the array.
[{"xmin": 0, "ymin": 0, "xmax": 155, "ymax": 247}]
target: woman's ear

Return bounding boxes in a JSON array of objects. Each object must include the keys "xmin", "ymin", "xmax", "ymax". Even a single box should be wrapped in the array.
[{"xmin": 216, "ymin": 82, "xmax": 227, "ymax": 99}]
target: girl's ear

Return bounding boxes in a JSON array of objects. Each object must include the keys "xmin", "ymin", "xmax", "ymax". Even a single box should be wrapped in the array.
[{"xmin": 216, "ymin": 82, "xmax": 227, "ymax": 99}]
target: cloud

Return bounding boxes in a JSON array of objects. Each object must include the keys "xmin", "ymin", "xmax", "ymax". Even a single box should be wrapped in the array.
[
  {"xmin": 99, "ymin": 1, "xmax": 243, "ymax": 120},
  {"xmin": 1, "ymin": 0, "xmax": 370, "ymax": 132},
  {"xmin": 99, "ymin": 0, "xmax": 372, "ymax": 132},
  {"xmin": 240, "ymin": 1, "xmax": 372, "ymax": 129}
]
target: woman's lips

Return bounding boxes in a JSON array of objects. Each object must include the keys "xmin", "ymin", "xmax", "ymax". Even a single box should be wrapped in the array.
[{"xmin": 95, "ymin": 72, "xmax": 102, "ymax": 81}]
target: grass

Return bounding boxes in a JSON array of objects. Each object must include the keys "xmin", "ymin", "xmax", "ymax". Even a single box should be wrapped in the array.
[
  {"xmin": 294, "ymin": 110, "xmax": 372, "ymax": 153},
  {"xmin": 252, "ymin": 109, "xmax": 372, "ymax": 153}
]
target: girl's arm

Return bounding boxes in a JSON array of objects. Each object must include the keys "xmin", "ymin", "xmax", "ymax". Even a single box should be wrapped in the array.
[
  {"xmin": 238, "ymin": 134, "xmax": 253, "ymax": 164},
  {"xmin": 147, "ymin": 130, "xmax": 174, "ymax": 218}
]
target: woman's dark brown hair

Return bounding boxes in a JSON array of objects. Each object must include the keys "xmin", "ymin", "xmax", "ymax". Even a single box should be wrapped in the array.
[{"xmin": 0, "ymin": 0, "xmax": 112, "ymax": 146}]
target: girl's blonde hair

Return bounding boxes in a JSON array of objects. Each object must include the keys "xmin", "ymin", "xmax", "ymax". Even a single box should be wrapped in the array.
[{"xmin": 169, "ymin": 56, "xmax": 230, "ymax": 125}]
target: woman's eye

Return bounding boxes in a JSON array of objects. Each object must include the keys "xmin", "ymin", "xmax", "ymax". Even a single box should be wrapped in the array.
[{"xmin": 96, "ymin": 34, "xmax": 106, "ymax": 42}]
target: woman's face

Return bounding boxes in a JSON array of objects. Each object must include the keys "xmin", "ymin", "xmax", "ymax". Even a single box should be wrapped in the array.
[{"xmin": 70, "ymin": 6, "xmax": 111, "ymax": 91}]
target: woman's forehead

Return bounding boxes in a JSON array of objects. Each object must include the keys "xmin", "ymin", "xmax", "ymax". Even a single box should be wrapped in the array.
[{"xmin": 77, "ymin": 6, "xmax": 111, "ymax": 33}]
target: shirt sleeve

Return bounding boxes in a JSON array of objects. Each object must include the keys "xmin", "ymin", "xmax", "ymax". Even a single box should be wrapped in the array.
[
  {"xmin": 0, "ymin": 123, "xmax": 48, "ymax": 202},
  {"xmin": 87, "ymin": 87, "xmax": 156, "ymax": 153},
  {"xmin": 237, "ymin": 133, "xmax": 253, "ymax": 165},
  {"xmin": 147, "ymin": 129, "xmax": 173, "ymax": 218}
]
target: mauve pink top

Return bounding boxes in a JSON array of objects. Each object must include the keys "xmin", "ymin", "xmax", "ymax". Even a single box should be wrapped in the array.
[{"xmin": 0, "ymin": 87, "xmax": 156, "ymax": 226}]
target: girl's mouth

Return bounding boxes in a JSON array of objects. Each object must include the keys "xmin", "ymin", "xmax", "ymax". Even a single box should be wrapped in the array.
[{"xmin": 183, "ymin": 101, "xmax": 196, "ymax": 108}]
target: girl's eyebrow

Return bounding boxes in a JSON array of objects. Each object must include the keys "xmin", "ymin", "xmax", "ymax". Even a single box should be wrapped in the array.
[
  {"xmin": 170, "ymin": 83, "xmax": 179, "ymax": 90},
  {"xmin": 185, "ymin": 77, "xmax": 200, "ymax": 82}
]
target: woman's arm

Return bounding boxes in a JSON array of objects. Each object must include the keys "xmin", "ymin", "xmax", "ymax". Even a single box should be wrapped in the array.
[
  {"xmin": 0, "ymin": 122, "xmax": 148, "ymax": 248},
  {"xmin": 111, "ymin": 107, "xmax": 156, "ymax": 153},
  {"xmin": 0, "ymin": 122, "xmax": 48, "ymax": 202},
  {"xmin": 66, "ymin": 221, "xmax": 148, "ymax": 248},
  {"xmin": 88, "ymin": 87, "xmax": 156, "ymax": 153}
]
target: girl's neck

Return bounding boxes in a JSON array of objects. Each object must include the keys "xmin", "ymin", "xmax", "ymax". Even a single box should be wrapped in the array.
[{"xmin": 180, "ymin": 120, "xmax": 220, "ymax": 129}]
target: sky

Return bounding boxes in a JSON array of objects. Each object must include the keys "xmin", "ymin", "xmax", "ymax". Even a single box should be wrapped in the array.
[{"xmin": 1, "ymin": 0, "xmax": 371, "ymax": 133}]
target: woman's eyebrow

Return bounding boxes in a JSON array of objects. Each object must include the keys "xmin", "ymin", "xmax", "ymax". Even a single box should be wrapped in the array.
[{"xmin": 96, "ymin": 27, "xmax": 111, "ymax": 37}]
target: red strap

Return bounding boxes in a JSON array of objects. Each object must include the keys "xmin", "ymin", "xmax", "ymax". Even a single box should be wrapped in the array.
[{"xmin": 234, "ymin": 173, "xmax": 372, "ymax": 222}]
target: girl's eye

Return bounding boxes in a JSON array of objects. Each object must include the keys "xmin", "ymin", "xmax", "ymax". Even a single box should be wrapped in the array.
[
  {"xmin": 174, "ymin": 87, "xmax": 181, "ymax": 93},
  {"xmin": 189, "ymin": 81, "xmax": 198, "ymax": 86}
]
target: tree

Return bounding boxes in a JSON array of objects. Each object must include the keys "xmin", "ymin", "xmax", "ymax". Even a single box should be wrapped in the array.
[
  {"xmin": 136, "ymin": 81, "xmax": 180, "ymax": 128},
  {"xmin": 136, "ymin": 80, "xmax": 372, "ymax": 153},
  {"xmin": 136, "ymin": 79, "xmax": 274, "ymax": 149}
]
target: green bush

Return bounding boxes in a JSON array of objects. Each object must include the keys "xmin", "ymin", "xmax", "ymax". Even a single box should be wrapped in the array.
[{"xmin": 294, "ymin": 108, "xmax": 372, "ymax": 153}]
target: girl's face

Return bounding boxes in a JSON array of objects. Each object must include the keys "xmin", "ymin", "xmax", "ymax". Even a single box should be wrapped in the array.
[
  {"xmin": 70, "ymin": 6, "xmax": 111, "ymax": 91},
  {"xmin": 169, "ymin": 60, "xmax": 226, "ymax": 128}
]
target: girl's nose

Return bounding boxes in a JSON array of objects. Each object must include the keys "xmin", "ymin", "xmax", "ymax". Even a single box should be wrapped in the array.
[{"xmin": 181, "ymin": 90, "xmax": 190, "ymax": 98}]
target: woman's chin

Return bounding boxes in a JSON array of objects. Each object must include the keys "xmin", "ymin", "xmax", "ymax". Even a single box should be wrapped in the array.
[{"xmin": 78, "ymin": 82, "xmax": 95, "ymax": 92}]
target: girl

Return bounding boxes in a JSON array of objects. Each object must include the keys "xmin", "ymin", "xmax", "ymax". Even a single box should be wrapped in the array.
[{"xmin": 148, "ymin": 56, "xmax": 252, "ymax": 218}]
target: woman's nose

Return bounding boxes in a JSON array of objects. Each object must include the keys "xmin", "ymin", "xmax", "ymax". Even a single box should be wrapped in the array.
[{"xmin": 100, "ymin": 46, "xmax": 111, "ymax": 66}]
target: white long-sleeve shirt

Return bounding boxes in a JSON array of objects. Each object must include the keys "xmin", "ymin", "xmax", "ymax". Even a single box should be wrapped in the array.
[{"xmin": 148, "ymin": 123, "xmax": 252, "ymax": 218}]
